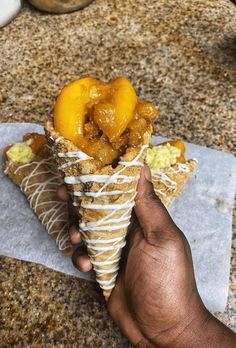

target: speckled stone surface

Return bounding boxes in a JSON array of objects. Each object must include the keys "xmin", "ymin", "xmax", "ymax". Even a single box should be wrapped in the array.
[
  {"xmin": 0, "ymin": 0, "xmax": 235, "ymax": 346},
  {"xmin": 0, "ymin": 257, "xmax": 130, "ymax": 347}
]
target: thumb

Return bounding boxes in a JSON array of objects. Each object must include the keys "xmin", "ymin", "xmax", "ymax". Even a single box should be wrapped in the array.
[{"xmin": 135, "ymin": 165, "xmax": 179, "ymax": 244}]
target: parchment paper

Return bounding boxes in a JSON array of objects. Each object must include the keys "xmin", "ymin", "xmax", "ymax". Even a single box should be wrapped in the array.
[{"xmin": 0, "ymin": 123, "xmax": 235, "ymax": 312}]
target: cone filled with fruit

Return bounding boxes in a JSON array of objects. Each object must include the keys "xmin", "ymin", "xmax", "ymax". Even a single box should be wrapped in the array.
[
  {"xmin": 146, "ymin": 140, "xmax": 197, "ymax": 208},
  {"xmin": 45, "ymin": 76, "xmax": 158, "ymax": 300},
  {"xmin": 4, "ymin": 133, "xmax": 74, "ymax": 255}
]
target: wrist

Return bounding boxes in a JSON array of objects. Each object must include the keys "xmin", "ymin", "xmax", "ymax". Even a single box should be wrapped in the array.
[
  {"xmin": 135, "ymin": 338, "xmax": 155, "ymax": 348},
  {"xmin": 168, "ymin": 305, "xmax": 211, "ymax": 348},
  {"xmin": 145, "ymin": 293, "xmax": 208, "ymax": 347},
  {"xmin": 148, "ymin": 293, "xmax": 212, "ymax": 347},
  {"xmin": 141, "ymin": 284, "xmax": 235, "ymax": 348},
  {"xmin": 160, "ymin": 303, "xmax": 236, "ymax": 348}
]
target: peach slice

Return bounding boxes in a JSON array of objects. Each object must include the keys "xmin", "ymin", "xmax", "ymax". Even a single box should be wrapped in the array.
[
  {"xmin": 54, "ymin": 77, "xmax": 138, "ymax": 146},
  {"xmin": 93, "ymin": 77, "xmax": 137, "ymax": 141},
  {"xmin": 54, "ymin": 77, "xmax": 103, "ymax": 145}
]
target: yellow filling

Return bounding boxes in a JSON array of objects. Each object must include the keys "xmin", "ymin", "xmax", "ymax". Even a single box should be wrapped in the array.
[
  {"xmin": 6, "ymin": 140, "xmax": 34, "ymax": 164},
  {"xmin": 146, "ymin": 143, "xmax": 181, "ymax": 170}
]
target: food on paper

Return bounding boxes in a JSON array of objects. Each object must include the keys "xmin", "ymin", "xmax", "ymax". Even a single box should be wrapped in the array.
[
  {"xmin": 46, "ymin": 76, "xmax": 157, "ymax": 299},
  {"xmin": 4, "ymin": 133, "xmax": 74, "ymax": 255},
  {"xmin": 3, "ymin": 76, "xmax": 196, "ymax": 300}
]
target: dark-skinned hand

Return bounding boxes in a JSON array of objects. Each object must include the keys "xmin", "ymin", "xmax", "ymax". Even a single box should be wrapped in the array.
[{"xmin": 57, "ymin": 165, "xmax": 236, "ymax": 348}]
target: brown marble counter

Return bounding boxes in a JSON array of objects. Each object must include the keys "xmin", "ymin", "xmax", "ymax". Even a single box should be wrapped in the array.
[{"xmin": 0, "ymin": 0, "xmax": 235, "ymax": 346}]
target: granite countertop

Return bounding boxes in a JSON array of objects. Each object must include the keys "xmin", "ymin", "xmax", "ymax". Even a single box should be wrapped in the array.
[{"xmin": 0, "ymin": 0, "xmax": 235, "ymax": 346}]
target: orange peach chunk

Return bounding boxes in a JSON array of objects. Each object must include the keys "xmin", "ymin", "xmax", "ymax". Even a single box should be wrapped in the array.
[
  {"xmin": 166, "ymin": 140, "xmax": 186, "ymax": 163},
  {"xmin": 93, "ymin": 77, "xmax": 137, "ymax": 141},
  {"xmin": 54, "ymin": 77, "xmax": 103, "ymax": 144},
  {"xmin": 54, "ymin": 76, "xmax": 138, "ymax": 145}
]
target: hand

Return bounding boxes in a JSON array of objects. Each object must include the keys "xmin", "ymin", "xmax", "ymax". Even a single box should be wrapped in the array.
[{"xmin": 58, "ymin": 166, "xmax": 236, "ymax": 347}]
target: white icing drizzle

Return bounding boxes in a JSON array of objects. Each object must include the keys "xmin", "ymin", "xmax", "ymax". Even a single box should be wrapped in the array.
[
  {"xmin": 80, "ymin": 208, "xmax": 131, "ymax": 231},
  {"xmin": 57, "ymin": 151, "xmax": 92, "ymax": 170},
  {"xmin": 55, "ymin": 136, "xmax": 64, "ymax": 144},
  {"xmin": 13, "ymin": 156, "xmax": 72, "ymax": 252},
  {"xmin": 95, "ymin": 145, "xmax": 148, "ymax": 197},
  {"xmin": 53, "ymin": 139, "xmax": 147, "ymax": 292},
  {"xmin": 81, "ymin": 222, "xmax": 130, "ymax": 232},
  {"xmin": 73, "ymin": 188, "xmax": 135, "ymax": 197},
  {"xmin": 169, "ymin": 162, "xmax": 190, "ymax": 174},
  {"xmin": 83, "ymin": 236, "xmax": 126, "ymax": 243},
  {"xmin": 72, "ymin": 202, "xmax": 80, "ymax": 207},
  {"xmin": 152, "ymin": 162, "xmax": 191, "ymax": 202},
  {"xmin": 99, "ymin": 275, "xmax": 118, "ymax": 286},
  {"xmin": 81, "ymin": 195, "xmax": 136, "ymax": 210},
  {"xmin": 152, "ymin": 172, "xmax": 177, "ymax": 188},
  {"xmin": 58, "ymin": 151, "xmax": 92, "ymax": 159},
  {"xmin": 84, "ymin": 241, "xmax": 126, "ymax": 251},
  {"xmin": 64, "ymin": 174, "xmax": 139, "ymax": 185},
  {"xmin": 92, "ymin": 257, "xmax": 120, "ymax": 266}
]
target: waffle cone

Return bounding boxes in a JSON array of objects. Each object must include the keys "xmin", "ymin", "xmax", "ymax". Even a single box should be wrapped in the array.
[
  {"xmin": 152, "ymin": 160, "xmax": 197, "ymax": 208},
  {"xmin": 4, "ymin": 137, "xmax": 74, "ymax": 256},
  {"xmin": 46, "ymin": 121, "xmax": 152, "ymax": 300}
]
